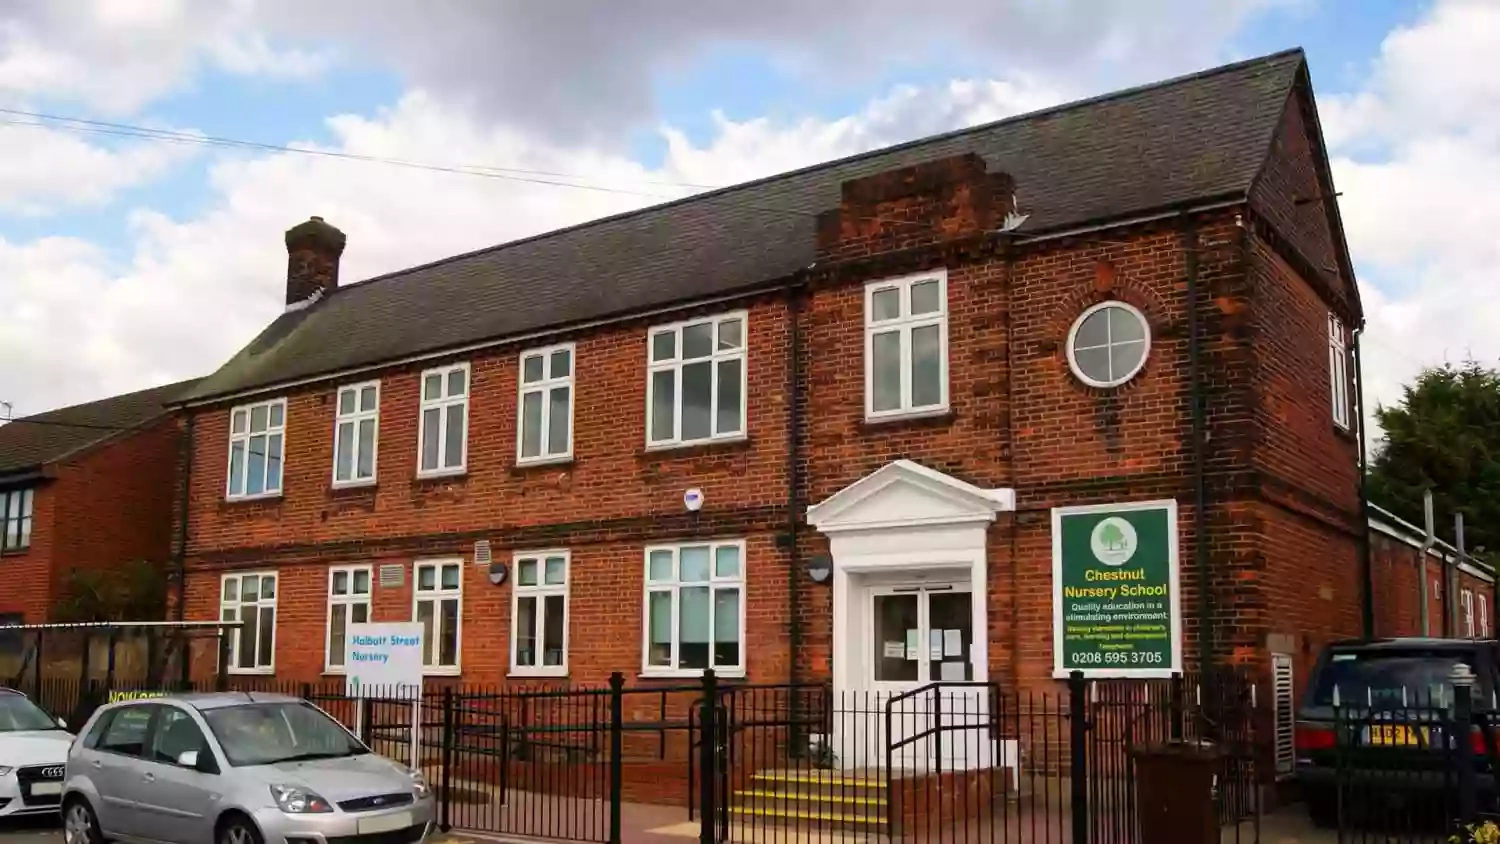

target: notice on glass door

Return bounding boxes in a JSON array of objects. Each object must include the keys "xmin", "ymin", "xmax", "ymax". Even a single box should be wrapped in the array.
[
  {"xmin": 883, "ymin": 641, "xmax": 905, "ymax": 659},
  {"xmin": 905, "ymin": 629, "xmax": 919, "ymax": 660},
  {"xmin": 943, "ymin": 629, "xmax": 963, "ymax": 656}
]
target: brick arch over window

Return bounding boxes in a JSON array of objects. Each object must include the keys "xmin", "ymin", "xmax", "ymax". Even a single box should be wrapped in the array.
[{"xmin": 1040, "ymin": 259, "xmax": 1175, "ymax": 394}]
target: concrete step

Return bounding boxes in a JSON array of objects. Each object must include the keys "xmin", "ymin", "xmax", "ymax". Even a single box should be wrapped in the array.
[
  {"xmin": 727, "ymin": 804, "xmax": 889, "ymax": 831},
  {"xmin": 733, "ymin": 789, "xmax": 887, "ymax": 820}
]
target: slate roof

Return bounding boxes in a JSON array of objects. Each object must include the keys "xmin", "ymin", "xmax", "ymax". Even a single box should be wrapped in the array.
[
  {"xmin": 0, "ymin": 379, "xmax": 201, "ymax": 476},
  {"xmin": 183, "ymin": 49, "xmax": 1308, "ymax": 404}
]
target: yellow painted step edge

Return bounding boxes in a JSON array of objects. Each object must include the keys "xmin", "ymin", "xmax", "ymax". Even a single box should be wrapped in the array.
[
  {"xmin": 733, "ymin": 789, "xmax": 888, "ymax": 806},
  {"xmin": 729, "ymin": 806, "xmax": 888, "ymax": 824},
  {"xmin": 749, "ymin": 771, "xmax": 886, "ymax": 788}
]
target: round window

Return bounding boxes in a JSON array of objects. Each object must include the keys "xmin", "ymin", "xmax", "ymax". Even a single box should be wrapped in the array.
[{"xmin": 1066, "ymin": 301, "xmax": 1150, "ymax": 388}]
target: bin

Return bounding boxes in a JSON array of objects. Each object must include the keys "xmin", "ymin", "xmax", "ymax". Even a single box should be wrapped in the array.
[{"xmin": 1130, "ymin": 740, "xmax": 1225, "ymax": 844}]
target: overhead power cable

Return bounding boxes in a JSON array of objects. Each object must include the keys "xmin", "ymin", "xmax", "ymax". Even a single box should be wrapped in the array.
[{"xmin": 0, "ymin": 107, "xmax": 935, "ymax": 230}]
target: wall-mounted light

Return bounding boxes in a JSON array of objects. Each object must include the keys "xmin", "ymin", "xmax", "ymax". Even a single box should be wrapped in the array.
[
  {"xmin": 807, "ymin": 554, "xmax": 832, "ymax": 585},
  {"xmin": 488, "ymin": 561, "xmax": 509, "ymax": 586}
]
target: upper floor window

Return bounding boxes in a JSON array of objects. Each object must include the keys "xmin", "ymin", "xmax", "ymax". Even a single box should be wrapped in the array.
[
  {"xmin": 221, "ymin": 572, "xmax": 276, "ymax": 673},
  {"xmin": 413, "ymin": 559, "xmax": 462, "ymax": 673},
  {"xmin": 418, "ymin": 364, "xmax": 468, "ymax": 476},
  {"xmin": 644, "ymin": 540, "xmax": 744, "ymax": 676},
  {"xmin": 1067, "ymin": 301, "xmax": 1150, "ymax": 388},
  {"xmin": 647, "ymin": 313, "xmax": 745, "ymax": 447},
  {"xmin": 226, "ymin": 400, "xmax": 285, "ymax": 499},
  {"xmin": 512, "ymin": 550, "xmax": 569, "ymax": 676},
  {"xmin": 866, "ymin": 271, "xmax": 948, "ymax": 418},
  {"xmin": 326, "ymin": 565, "xmax": 372, "ymax": 672},
  {"xmin": 1328, "ymin": 314, "xmax": 1350, "ymax": 430},
  {"xmin": 333, "ymin": 382, "xmax": 379, "ymax": 486},
  {"xmin": 518, "ymin": 344, "xmax": 574, "ymax": 464},
  {"xmin": 0, "ymin": 488, "xmax": 33, "ymax": 552}
]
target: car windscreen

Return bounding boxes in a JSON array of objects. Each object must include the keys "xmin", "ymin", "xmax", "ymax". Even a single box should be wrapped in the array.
[
  {"xmin": 202, "ymin": 702, "xmax": 368, "ymax": 766},
  {"xmin": 0, "ymin": 693, "xmax": 58, "ymax": 732},
  {"xmin": 1309, "ymin": 649, "xmax": 1491, "ymax": 708}
]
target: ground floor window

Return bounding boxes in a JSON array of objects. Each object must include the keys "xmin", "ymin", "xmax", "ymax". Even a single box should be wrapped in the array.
[
  {"xmin": 413, "ymin": 559, "xmax": 461, "ymax": 672},
  {"xmin": 643, "ymin": 540, "xmax": 743, "ymax": 675},
  {"xmin": 221, "ymin": 572, "xmax": 276, "ymax": 673},
  {"xmin": 326, "ymin": 566, "xmax": 372, "ymax": 671},
  {"xmin": 512, "ymin": 550, "xmax": 568, "ymax": 675}
]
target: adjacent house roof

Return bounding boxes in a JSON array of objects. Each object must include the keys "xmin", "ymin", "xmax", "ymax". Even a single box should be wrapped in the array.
[
  {"xmin": 0, "ymin": 379, "xmax": 201, "ymax": 477},
  {"xmin": 183, "ymin": 49, "xmax": 1309, "ymax": 405}
]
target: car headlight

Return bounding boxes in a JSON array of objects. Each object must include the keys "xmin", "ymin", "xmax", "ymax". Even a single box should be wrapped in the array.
[
  {"xmin": 270, "ymin": 784, "xmax": 333, "ymax": 814},
  {"xmin": 408, "ymin": 770, "xmax": 430, "ymax": 798},
  {"xmin": 0, "ymin": 767, "xmax": 12, "ymax": 777}
]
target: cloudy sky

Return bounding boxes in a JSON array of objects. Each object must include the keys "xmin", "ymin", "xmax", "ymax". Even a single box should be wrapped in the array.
[{"xmin": 0, "ymin": 0, "xmax": 1492, "ymax": 441}]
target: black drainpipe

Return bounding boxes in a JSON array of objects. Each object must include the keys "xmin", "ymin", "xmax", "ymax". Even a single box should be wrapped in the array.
[
  {"xmin": 173, "ymin": 413, "xmax": 194, "ymax": 686},
  {"xmin": 786, "ymin": 281, "xmax": 805, "ymax": 692},
  {"xmin": 1184, "ymin": 217, "xmax": 1212, "ymax": 670},
  {"xmin": 1354, "ymin": 328, "xmax": 1374, "ymax": 638}
]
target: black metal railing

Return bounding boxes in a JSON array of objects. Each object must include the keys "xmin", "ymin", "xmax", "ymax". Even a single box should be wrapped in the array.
[
  {"xmin": 1328, "ymin": 673, "xmax": 1500, "ymax": 843},
  {"xmin": 12, "ymin": 671, "xmax": 1265, "ymax": 844}
]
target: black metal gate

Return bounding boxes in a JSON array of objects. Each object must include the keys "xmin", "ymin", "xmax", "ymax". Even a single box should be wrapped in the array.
[{"xmin": 1330, "ymin": 670, "xmax": 1499, "ymax": 842}]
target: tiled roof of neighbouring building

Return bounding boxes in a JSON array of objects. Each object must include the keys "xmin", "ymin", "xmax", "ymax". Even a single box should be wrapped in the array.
[
  {"xmin": 183, "ymin": 49, "xmax": 1308, "ymax": 404},
  {"xmin": 0, "ymin": 379, "xmax": 201, "ymax": 476}
]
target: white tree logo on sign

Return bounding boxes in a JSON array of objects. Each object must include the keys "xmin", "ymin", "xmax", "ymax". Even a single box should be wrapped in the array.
[{"xmin": 1090, "ymin": 517, "xmax": 1138, "ymax": 566}]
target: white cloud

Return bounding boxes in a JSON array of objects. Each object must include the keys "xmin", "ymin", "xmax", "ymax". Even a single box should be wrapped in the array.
[
  {"xmin": 0, "ymin": 120, "xmax": 196, "ymax": 214},
  {"xmin": 0, "ymin": 76, "xmax": 1058, "ymax": 414},
  {"xmin": 1321, "ymin": 0, "xmax": 1500, "ymax": 439},
  {"xmin": 0, "ymin": 0, "xmax": 328, "ymax": 114}
]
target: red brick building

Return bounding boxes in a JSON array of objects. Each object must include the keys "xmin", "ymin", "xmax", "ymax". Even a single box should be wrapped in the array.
[
  {"xmin": 173, "ymin": 49, "xmax": 1384, "ymax": 719},
  {"xmin": 0, "ymin": 380, "xmax": 198, "ymax": 627}
]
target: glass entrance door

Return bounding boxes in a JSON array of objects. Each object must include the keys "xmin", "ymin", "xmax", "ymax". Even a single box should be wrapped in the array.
[{"xmin": 870, "ymin": 587, "xmax": 973, "ymax": 688}]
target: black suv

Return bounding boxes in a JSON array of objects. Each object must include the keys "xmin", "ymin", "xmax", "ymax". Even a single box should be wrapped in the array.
[{"xmin": 1295, "ymin": 637, "xmax": 1500, "ymax": 827}]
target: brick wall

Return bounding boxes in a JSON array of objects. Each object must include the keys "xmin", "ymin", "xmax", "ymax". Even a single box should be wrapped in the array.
[
  {"xmin": 0, "ymin": 481, "xmax": 57, "ymax": 622},
  {"xmin": 0, "ymin": 418, "xmax": 179, "ymax": 624}
]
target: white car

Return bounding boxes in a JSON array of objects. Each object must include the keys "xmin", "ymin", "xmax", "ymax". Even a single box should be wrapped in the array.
[{"xmin": 0, "ymin": 687, "xmax": 74, "ymax": 818}]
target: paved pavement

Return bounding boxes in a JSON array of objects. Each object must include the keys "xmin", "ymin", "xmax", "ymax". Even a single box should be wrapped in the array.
[{"xmin": 1, "ymin": 809, "xmax": 1341, "ymax": 844}]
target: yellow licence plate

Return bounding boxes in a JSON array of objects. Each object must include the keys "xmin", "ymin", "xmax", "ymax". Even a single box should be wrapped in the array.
[{"xmin": 1369, "ymin": 725, "xmax": 1424, "ymax": 746}]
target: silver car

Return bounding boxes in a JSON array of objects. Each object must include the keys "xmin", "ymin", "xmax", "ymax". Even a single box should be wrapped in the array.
[{"xmin": 60, "ymin": 692, "xmax": 434, "ymax": 844}]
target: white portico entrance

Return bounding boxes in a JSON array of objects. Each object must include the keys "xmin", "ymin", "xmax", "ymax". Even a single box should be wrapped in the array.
[{"xmin": 807, "ymin": 460, "xmax": 1015, "ymax": 772}]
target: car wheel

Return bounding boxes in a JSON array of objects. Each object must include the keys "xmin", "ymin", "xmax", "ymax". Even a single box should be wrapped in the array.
[
  {"xmin": 63, "ymin": 798, "xmax": 104, "ymax": 844},
  {"xmin": 217, "ymin": 814, "xmax": 264, "ymax": 844}
]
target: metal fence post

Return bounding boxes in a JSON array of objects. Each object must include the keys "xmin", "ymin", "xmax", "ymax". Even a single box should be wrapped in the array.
[
  {"xmin": 1069, "ymin": 670, "xmax": 1089, "ymax": 844},
  {"xmin": 1455, "ymin": 663, "xmax": 1478, "ymax": 827},
  {"xmin": 609, "ymin": 672, "xmax": 625, "ymax": 844},
  {"xmin": 699, "ymin": 668, "xmax": 718, "ymax": 844},
  {"xmin": 440, "ymin": 687, "xmax": 455, "ymax": 832}
]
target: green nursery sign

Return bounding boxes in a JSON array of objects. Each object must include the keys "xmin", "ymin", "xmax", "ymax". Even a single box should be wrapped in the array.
[{"xmin": 1052, "ymin": 500, "xmax": 1181, "ymax": 678}]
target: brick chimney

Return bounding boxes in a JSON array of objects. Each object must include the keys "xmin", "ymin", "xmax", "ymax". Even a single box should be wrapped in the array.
[
  {"xmin": 284, "ymin": 216, "xmax": 346, "ymax": 306},
  {"xmin": 816, "ymin": 153, "xmax": 1014, "ymax": 263}
]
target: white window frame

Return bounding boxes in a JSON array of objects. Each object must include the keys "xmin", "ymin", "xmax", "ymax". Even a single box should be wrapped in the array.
[
  {"xmin": 1463, "ymin": 589, "xmax": 1476, "ymax": 638},
  {"xmin": 1066, "ymin": 300, "xmax": 1152, "ymax": 389},
  {"xmin": 0, "ymin": 488, "xmax": 34, "ymax": 553},
  {"xmin": 864, "ymin": 270, "xmax": 949, "ymax": 420},
  {"xmin": 325, "ymin": 565, "xmax": 373, "ymax": 673},
  {"xmin": 517, "ymin": 343, "xmax": 575, "ymax": 465},
  {"xmin": 510, "ymin": 550, "xmax": 570, "ymax": 677},
  {"xmin": 220, "ymin": 571, "xmax": 277, "ymax": 675},
  {"xmin": 225, "ymin": 399, "xmax": 287, "ymax": 500},
  {"xmin": 641, "ymin": 539, "xmax": 746, "ymax": 678},
  {"xmin": 412, "ymin": 558, "xmax": 463, "ymax": 675},
  {"xmin": 645, "ymin": 311, "xmax": 748, "ymax": 448},
  {"xmin": 1329, "ymin": 314, "xmax": 1350, "ymax": 430},
  {"xmin": 332, "ymin": 381, "xmax": 380, "ymax": 487},
  {"xmin": 1481, "ymin": 594, "xmax": 1490, "ymax": 639},
  {"xmin": 416, "ymin": 363, "xmax": 470, "ymax": 477}
]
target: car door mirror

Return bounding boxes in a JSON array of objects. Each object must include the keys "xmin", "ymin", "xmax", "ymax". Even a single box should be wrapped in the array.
[
  {"xmin": 56, "ymin": 717, "xmax": 67, "ymax": 729},
  {"xmin": 175, "ymin": 750, "xmax": 199, "ymax": 768}
]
